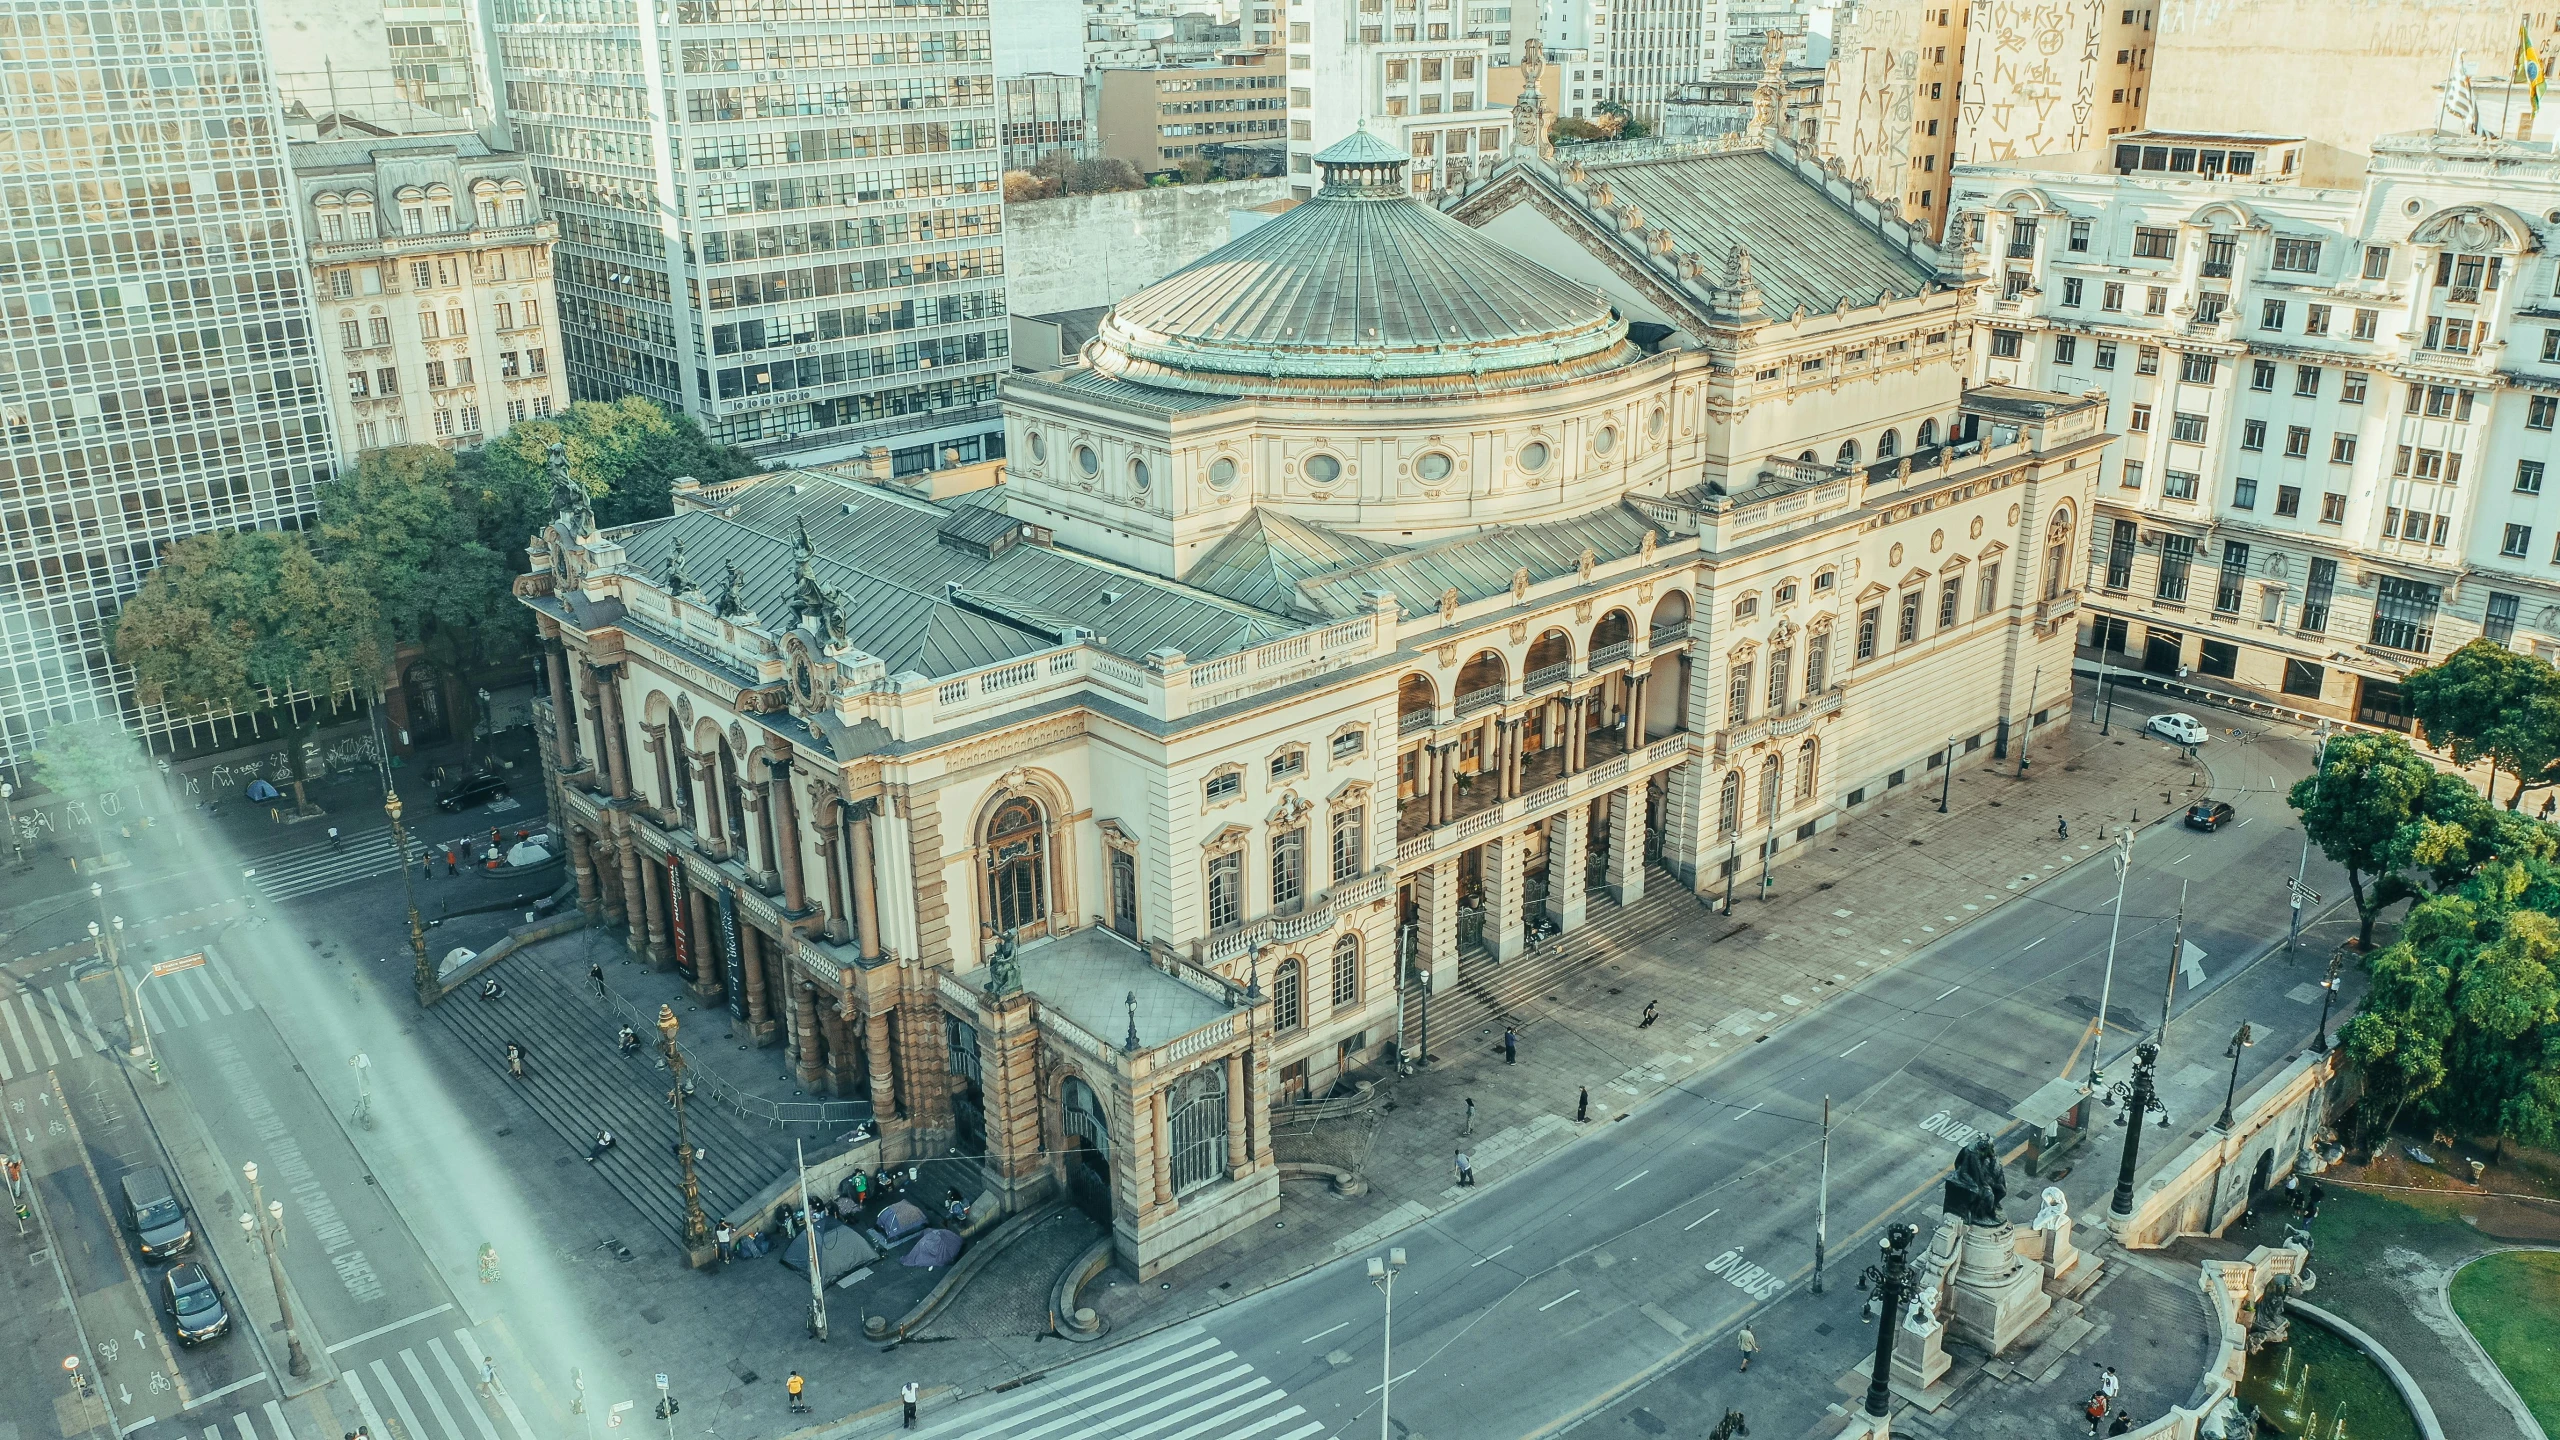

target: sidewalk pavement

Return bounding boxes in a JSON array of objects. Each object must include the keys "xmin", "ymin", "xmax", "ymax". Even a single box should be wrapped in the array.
[{"xmin": 1084, "ymin": 697, "xmax": 2213, "ymax": 1336}]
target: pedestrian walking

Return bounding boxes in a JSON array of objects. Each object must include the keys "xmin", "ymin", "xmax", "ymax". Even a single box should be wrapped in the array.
[
  {"xmin": 445, "ymin": 846, "xmax": 457, "ymax": 876},
  {"xmin": 478, "ymin": 1357, "xmax": 501, "ymax": 1397},
  {"xmin": 505, "ymin": 1041, "xmax": 527, "ymax": 1079},
  {"xmin": 786, "ymin": 1372, "xmax": 807, "ymax": 1414},
  {"xmin": 1576, "ymin": 1086, "xmax": 1589, "ymax": 1123},
  {"xmin": 2108, "ymin": 1410, "xmax": 2134, "ymax": 1435},
  {"xmin": 1462, "ymin": 1097, "xmax": 1475, "ymax": 1136},
  {"xmin": 1639, "ymin": 1000, "xmax": 1659, "ymax": 1029},
  {"xmin": 1503, "ymin": 1025, "xmax": 1517, "ymax": 1064},
  {"xmin": 2099, "ymin": 1365, "xmax": 2119, "ymax": 1400},
  {"xmin": 1737, "ymin": 1327, "xmax": 1758, "ymax": 1372},
  {"xmin": 2057, "ymin": 815, "xmax": 2069, "ymax": 841},
  {"xmin": 2083, "ymin": 1389, "xmax": 2109, "ymax": 1437},
  {"xmin": 589, "ymin": 962, "xmax": 607, "ymax": 998},
  {"xmin": 901, "ymin": 1380, "xmax": 918, "ymax": 1429},
  {"xmin": 715, "ymin": 1223, "xmax": 733, "ymax": 1262},
  {"xmin": 1454, "ymin": 1149, "xmax": 1474, "ymax": 1186},
  {"xmin": 587, "ymin": 1129, "xmax": 616, "ymax": 1162},
  {"xmin": 477, "ymin": 1243, "xmax": 499, "ymax": 1283}
]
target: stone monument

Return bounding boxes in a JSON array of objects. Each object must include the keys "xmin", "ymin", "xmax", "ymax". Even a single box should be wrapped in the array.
[
  {"xmin": 1890, "ymin": 1222, "xmax": 1956, "ymax": 1395},
  {"xmin": 1942, "ymin": 1136, "xmax": 2052, "ymax": 1354},
  {"xmin": 2023, "ymin": 1183, "xmax": 2081, "ymax": 1286}
]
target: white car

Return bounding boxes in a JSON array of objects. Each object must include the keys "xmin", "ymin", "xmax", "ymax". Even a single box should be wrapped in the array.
[{"xmin": 2146, "ymin": 713, "xmax": 2208, "ymax": 745}]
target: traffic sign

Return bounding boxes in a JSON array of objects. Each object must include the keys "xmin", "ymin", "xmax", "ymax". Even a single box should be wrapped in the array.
[
  {"xmin": 655, "ymin": 1374, "xmax": 668, "ymax": 1389},
  {"xmin": 151, "ymin": 953, "xmax": 207, "ymax": 978}
]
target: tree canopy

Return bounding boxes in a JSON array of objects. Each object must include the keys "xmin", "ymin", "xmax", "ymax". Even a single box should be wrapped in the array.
[
  {"xmin": 455, "ymin": 396, "xmax": 758, "ymax": 564},
  {"xmin": 2289, "ymin": 730, "xmax": 2449, "ymax": 946},
  {"xmin": 29, "ymin": 716, "xmax": 158, "ymax": 807},
  {"xmin": 2405, "ymin": 638, "xmax": 2560, "ymax": 809},
  {"xmin": 318, "ymin": 445, "xmax": 512, "ymax": 665},
  {"xmin": 109, "ymin": 526, "xmax": 386, "ymax": 721}
]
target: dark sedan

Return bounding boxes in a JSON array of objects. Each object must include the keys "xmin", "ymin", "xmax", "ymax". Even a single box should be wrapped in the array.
[
  {"xmin": 436, "ymin": 772, "xmax": 511, "ymax": 812},
  {"xmin": 162, "ymin": 1262, "xmax": 230, "ymax": 1345},
  {"xmin": 2184, "ymin": 800, "xmax": 2236, "ymax": 832}
]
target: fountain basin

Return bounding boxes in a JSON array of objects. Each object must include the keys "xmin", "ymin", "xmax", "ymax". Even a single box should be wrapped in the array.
[{"xmin": 2235, "ymin": 1304, "xmax": 2431, "ymax": 1440}]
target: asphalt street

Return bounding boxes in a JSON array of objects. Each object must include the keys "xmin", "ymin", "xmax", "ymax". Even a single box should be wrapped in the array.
[{"xmin": 909, "ymin": 721, "xmax": 2357, "ymax": 1440}]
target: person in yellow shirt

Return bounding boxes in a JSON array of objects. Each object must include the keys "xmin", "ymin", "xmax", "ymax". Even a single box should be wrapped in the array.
[{"xmin": 786, "ymin": 1372, "xmax": 807, "ymax": 1414}]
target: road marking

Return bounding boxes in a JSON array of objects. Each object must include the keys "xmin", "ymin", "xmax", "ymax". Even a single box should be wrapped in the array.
[
  {"xmin": 1538, "ymin": 1290, "xmax": 1580, "ymax": 1312},
  {"xmin": 1363, "ymin": 1369, "xmax": 1418, "ymax": 1396},
  {"xmin": 1934, "ymin": 984, "xmax": 1964, "ymax": 1000},
  {"xmin": 2239, "ymin": 816, "xmax": 2253, "ymax": 827},
  {"xmin": 118, "ymin": 1420, "xmax": 157, "ymax": 1435},
  {"xmin": 2174, "ymin": 853, "xmax": 2191, "ymax": 865},
  {"xmin": 184, "ymin": 1374, "xmax": 268, "ymax": 1410},
  {"xmin": 2021, "ymin": 937, "xmax": 2045, "ymax": 951},
  {"xmin": 262, "ymin": 1401, "xmax": 296, "ymax": 1440},
  {"xmin": 232, "ymin": 1415, "xmax": 256, "ymax": 1440},
  {"xmin": 343, "ymin": 1370, "xmax": 392, "ymax": 1440},
  {"xmin": 63, "ymin": 983, "xmax": 108, "ymax": 1051},
  {"xmin": 1683, "ymin": 1208, "xmax": 1722, "ymax": 1231},
  {"xmin": 325, "ymin": 1302, "xmax": 456, "ymax": 1354},
  {"xmin": 1640, "ymin": 1302, "xmax": 1691, "ymax": 1340},
  {"xmin": 368, "ymin": 1360, "xmax": 435, "ymax": 1440},
  {"xmin": 23, "ymin": 994, "xmax": 61, "ymax": 1064},
  {"xmin": 428, "ymin": 1337, "xmax": 505, "ymax": 1440},
  {"xmin": 1839, "ymin": 1040, "xmax": 1867, "ymax": 1058},
  {"xmin": 1731, "ymin": 1103, "xmax": 1760, "ymax": 1122},
  {"xmin": 1300, "ymin": 1322, "xmax": 1349, "ymax": 1344},
  {"xmin": 1471, "ymin": 1245, "xmax": 1513, "ymax": 1267},
  {"xmin": 1613, "ymin": 1169, "xmax": 1649, "ymax": 1191},
  {"xmin": 405, "ymin": 1345, "xmax": 473, "ymax": 1440}
]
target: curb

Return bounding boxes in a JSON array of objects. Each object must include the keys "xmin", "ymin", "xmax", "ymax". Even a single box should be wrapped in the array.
[
  {"xmin": 889, "ymin": 1200, "xmax": 1066, "ymax": 1341},
  {"xmin": 2289, "ymin": 1299, "xmax": 2451, "ymax": 1440},
  {"xmin": 1049, "ymin": 1235, "xmax": 1117, "ymax": 1343}
]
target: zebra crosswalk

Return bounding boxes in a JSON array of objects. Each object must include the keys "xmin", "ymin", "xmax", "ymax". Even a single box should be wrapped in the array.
[
  {"xmin": 916, "ymin": 1322, "xmax": 1324, "ymax": 1440},
  {"xmin": 182, "ymin": 1329, "xmax": 537, "ymax": 1440},
  {"xmin": 186, "ymin": 1399, "xmax": 303, "ymax": 1440},
  {"xmin": 247, "ymin": 830, "xmax": 411, "ymax": 901},
  {"xmin": 0, "ymin": 952, "xmax": 259, "ymax": 1079},
  {"xmin": 128, "ymin": 951, "xmax": 259, "ymax": 1038},
  {"xmin": 0, "ymin": 974, "xmax": 108, "ymax": 1077}
]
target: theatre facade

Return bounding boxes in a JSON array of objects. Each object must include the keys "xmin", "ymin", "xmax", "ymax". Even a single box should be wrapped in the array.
[{"xmin": 519, "ymin": 126, "xmax": 2107, "ymax": 1278}]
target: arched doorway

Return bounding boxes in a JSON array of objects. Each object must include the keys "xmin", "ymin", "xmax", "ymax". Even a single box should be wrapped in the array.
[
  {"xmin": 402, "ymin": 663, "xmax": 450, "ymax": 746},
  {"xmin": 1062, "ymin": 1076, "xmax": 1112, "ymax": 1225}
]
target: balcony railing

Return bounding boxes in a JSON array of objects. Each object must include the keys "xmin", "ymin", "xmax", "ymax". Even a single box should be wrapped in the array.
[
  {"xmin": 1649, "ymin": 618, "xmax": 1689, "ymax": 644},
  {"xmin": 1400, "ymin": 707, "xmax": 1436, "ymax": 735},
  {"xmin": 1524, "ymin": 662, "xmax": 1570, "ymax": 693},
  {"xmin": 1454, "ymin": 684, "xmax": 1504, "ymax": 717},
  {"xmin": 1589, "ymin": 639, "xmax": 1634, "ymax": 669}
]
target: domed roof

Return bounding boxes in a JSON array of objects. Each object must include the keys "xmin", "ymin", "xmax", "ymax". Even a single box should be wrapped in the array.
[{"xmin": 1086, "ymin": 131, "xmax": 1630, "ymax": 399}]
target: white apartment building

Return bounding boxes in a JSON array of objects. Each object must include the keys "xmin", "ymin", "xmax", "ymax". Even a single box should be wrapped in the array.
[
  {"xmin": 1953, "ymin": 129, "xmax": 2560, "ymax": 728},
  {"xmin": 1285, "ymin": 0, "xmax": 1512, "ymax": 194},
  {"xmin": 291, "ymin": 122, "xmax": 567, "ymax": 459},
  {"xmin": 1609, "ymin": 0, "xmax": 1714, "ymax": 126}
]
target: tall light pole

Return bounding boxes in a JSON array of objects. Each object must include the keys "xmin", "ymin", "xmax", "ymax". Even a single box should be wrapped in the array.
[
  {"xmin": 240, "ymin": 1162, "xmax": 310, "ymax": 1377},
  {"xmin": 1855, "ymin": 1223, "xmax": 1919, "ymax": 1418},
  {"xmin": 2312, "ymin": 950, "xmax": 2345, "ymax": 1053},
  {"xmin": 1, "ymin": 779, "xmax": 21, "ymax": 866},
  {"xmin": 2085, "ymin": 827, "xmax": 2135, "ymax": 1093},
  {"xmin": 386, "ymin": 791, "xmax": 433, "ymax": 1004},
  {"xmin": 2015, "ymin": 662, "xmax": 2043, "ymax": 776},
  {"xmin": 2106, "ymin": 1041, "xmax": 2168, "ymax": 1219},
  {"xmin": 2213, "ymin": 1022, "xmax": 2256, "ymax": 1133},
  {"xmin": 659, "ymin": 1006, "xmax": 713, "ymax": 1258},
  {"xmin": 1937, "ymin": 736, "xmax": 1956, "ymax": 813},
  {"xmin": 1813, "ymin": 1095, "xmax": 1830, "ymax": 1293},
  {"xmin": 1367, "ymin": 1248, "xmax": 1407, "ymax": 1440}
]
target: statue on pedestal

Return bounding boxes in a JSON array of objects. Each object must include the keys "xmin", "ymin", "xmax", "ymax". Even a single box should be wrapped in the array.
[
  {"xmin": 1942, "ymin": 1135, "xmax": 2008, "ymax": 1225},
  {"xmin": 986, "ymin": 928, "xmax": 1021, "ymax": 998}
]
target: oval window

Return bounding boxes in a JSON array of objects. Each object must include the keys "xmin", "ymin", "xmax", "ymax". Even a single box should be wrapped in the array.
[
  {"xmin": 1594, "ymin": 426, "xmax": 1618, "ymax": 456},
  {"xmin": 1416, "ymin": 452, "xmax": 1453, "ymax": 482},
  {"xmin": 1648, "ymin": 407, "xmax": 1666, "ymax": 439},
  {"xmin": 1208, "ymin": 457, "xmax": 1238, "ymax": 489},
  {"xmin": 1131, "ymin": 458, "xmax": 1151, "ymax": 490},
  {"xmin": 1305, "ymin": 453, "xmax": 1342, "ymax": 485},
  {"xmin": 1027, "ymin": 430, "xmax": 1046, "ymax": 463},
  {"xmin": 1519, "ymin": 441, "xmax": 1550, "ymax": 472},
  {"xmin": 1075, "ymin": 445, "xmax": 1099, "ymax": 477}
]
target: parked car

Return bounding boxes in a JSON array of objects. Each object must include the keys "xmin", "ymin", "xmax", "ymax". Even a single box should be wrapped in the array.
[
  {"xmin": 161, "ymin": 1262, "xmax": 230, "ymax": 1344},
  {"xmin": 2185, "ymin": 800, "xmax": 2236, "ymax": 832},
  {"xmin": 2146, "ymin": 713, "xmax": 2208, "ymax": 746},
  {"xmin": 119, "ymin": 1166, "xmax": 193, "ymax": 1262},
  {"xmin": 435, "ymin": 771, "xmax": 510, "ymax": 812}
]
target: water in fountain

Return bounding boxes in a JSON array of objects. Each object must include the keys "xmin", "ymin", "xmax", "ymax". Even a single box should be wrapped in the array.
[{"xmin": 2239, "ymin": 1317, "xmax": 2419, "ymax": 1440}]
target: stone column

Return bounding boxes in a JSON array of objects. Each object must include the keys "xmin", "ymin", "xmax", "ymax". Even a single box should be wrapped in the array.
[
  {"xmin": 1628, "ymin": 673, "xmax": 1650, "ymax": 746},
  {"xmin": 619, "ymin": 834, "xmax": 645, "ymax": 953},
  {"xmin": 1506, "ymin": 718, "xmax": 1525, "ymax": 795},
  {"xmin": 595, "ymin": 667, "xmax": 632, "ymax": 800},
  {"xmin": 1151, "ymin": 1087, "xmax": 1173, "ymax": 1205},
  {"xmin": 573, "ymin": 659, "xmax": 605, "ymax": 790},
  {"xmin": 865, "ymin": 1007, "xmax": 900, "ymax": 1119},
  {"xmin": 1567, "ymin": 694, "xmax": 1588, "ymax": 773},
  {"xmin": 1483, "ymin": 828, "xmax": 1527, "ymax": 961},
  {"xmin": 848, "ymin": 802, "xmax": 882, "ymax": 960},
  {"xmin": 1436, "ymin": 742, "xmax": 1457, "ymax": 820},
  {"xmin": 821, "ymin": 1007, "xmax": 856, "ymax": 1095},
  {"xmin": 1225, "ymin": 1050, "xmax": 1247, "ymax": 1175},
  {"xmin": 768, "ymin": 759, "xmax": 807, "ymax": 914},
  {"xmin": 688, "ymin": 886, "xmax": 723, "ymax": 997},
  {"xmin": 1411, "ymin": 857, "xmax": 1458, "ymax": 992},
  {"xmin": 641, "ymin": 847, "xmax": 670, "ymax": 967},
  {"xmin": 691, "ymin": 754, "xmax": 726, "ymax": 858},
  {"xmin": 738, "ymin": 782, "xmax": 770, "ymax": 885},
  {"xmin": 981, "ymin": 989, "xmax": 1048, "ymax": 1211},
  {"xmin": 570, "ymin": 827, "xmax": 599, "ymax": 913},
  {"xmin": 1605, "ymin": 786, "xmax": 1646, "ymax": 904},
  {"xmin": 545, "ymin": 644, "xmax": 577, "ymax": 769},
  {"xmin": 740, "ymin": 926, "xmax": 775, "ymax": 1043},
  {"xmin": 813, "ymin": 801, "xmax": 849, "ymax": 942},
  {"xmin": 1546, "ymin": 801, "xmax": 1589, "ymax": 931},
  {"xmin": 793, "ymin": 981, "xmax": 823, "ymax": 1087}
]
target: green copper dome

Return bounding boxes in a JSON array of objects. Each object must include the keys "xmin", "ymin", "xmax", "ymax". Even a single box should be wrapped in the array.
[{"xmin": 1085, "ymin": 134, "xmax": 1631, "ymax": 400}]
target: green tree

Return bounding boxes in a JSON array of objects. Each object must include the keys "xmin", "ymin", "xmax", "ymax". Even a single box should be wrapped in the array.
[
  {"xmin": 2406, "ymin": 639, "xmax": 2560, "ymax": 809},
  {"xmin": 108, "ymin": 528, "xmax": 385, "ymax": 812},
  {"xmin": 1549, "ymin": 115, "xmax": 1610, "ymax": 144},
  {"xmin": 28, "ymin": 716, "xmax": 160, "ymax": 855},
  {"xmin": 1593, "ymin": 98, "xmax": 1649, "ymax": 139},
  {"xmin": 459, "ymin": 397, "xmax": 757, "ymax": 562},
  {"xmin": 318, "ymin": 445, "xmax": 512, "ymax": 657},
  {"xmin": 2290, "ymin": 730, "xmax": 2441, "ymax": 947}
]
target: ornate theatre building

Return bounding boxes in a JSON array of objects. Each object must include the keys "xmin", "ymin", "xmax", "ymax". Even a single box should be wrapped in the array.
[{"xmin": 520, "ymin": 123, "xmax": 2108, "ymax": 1278}]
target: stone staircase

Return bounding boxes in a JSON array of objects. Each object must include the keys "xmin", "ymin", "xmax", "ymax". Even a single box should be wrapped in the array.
[
  {"xmin": 1401, "ymin": 864, "xmax": 1717, "ymax": 1058},
  {"xmin": 432, "ymin": 953, "xmax": 799, "ymax": 1250}
]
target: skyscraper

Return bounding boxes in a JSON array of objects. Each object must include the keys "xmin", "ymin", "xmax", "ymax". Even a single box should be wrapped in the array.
[
  {"xmin": 490, "ymin": 0, "xmax": 1010, "ymax": 474},
  {"xmin": 0, "ymin": 0, "xmax": 339, "ymax": 768}
]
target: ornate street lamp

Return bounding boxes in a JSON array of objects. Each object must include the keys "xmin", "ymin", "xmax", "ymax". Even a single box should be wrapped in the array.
[
  {"xmin": 2105, "ymin": 1040, "xmax": 2171, "ymax": 1219},
  {"xmin": 1854, "ymin": 1222, "xmax": 1920, "ymax": 1418},
  {"xmin": 240, "ymin": 1162, "xmax": 309, "ymax": 1377},
  {"xmin": 386, "ymin": 791, "xmax": 433, "ymax": 1003},
  {"xmin": 659, "ymin": 1006, "xmax": 712, "ymax": 1254}
]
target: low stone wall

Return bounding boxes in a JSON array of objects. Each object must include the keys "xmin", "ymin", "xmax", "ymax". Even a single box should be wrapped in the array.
[
  {"xmin": 2111, "ymin": 1050, "xmax": 2339, "ymax": 1251},
  {"xmin": 428, "ymin": 913, "xmax": 586, "ymax": 1002}
]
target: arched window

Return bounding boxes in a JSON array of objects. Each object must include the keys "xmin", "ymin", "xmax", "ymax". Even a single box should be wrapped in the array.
[
  {"xmin": 1331, "ymin": 933, "xmax": 1360, "ymax": 1012},
  {"xmin": 1917, "ymin": 417, "xmax": 1941, "ymax": 448},
  {"xmin": 1759, "ymin": 755, "xmax": 1783, "ymax": 822},
  {"xmin": 1805, "ymin": 622, "xmax": 1831, "ymax": 695},
  {"xmin": 1273, "ymin": 957, "xmax": 1303, "ymax": 1031},
  {"xmin": 1836, "ymin": 439, "xmax": 1861, "ymax": 465},
  {"xmin": 984, "ymin": 796, "xmax": 1048, "ymax": 935},
  {"xmin": 1877, "ymin": 429, "xmax": 1901, "ymax": 460},
  {"xmin": 1765, "ymin": 643, "xmax": 1793, "ymax": 711},
  {"xmin": 1796, "ymin": 738, "xmax": 1819, "ymax": 800},
  {"xmin": 1798, "ymin": 449, "xmax": 1818, "ymax": 463},
  {"xmin": 2045, "ymin": 507, "xmax": 2075, "ymax": 600},
  {"xmin": 1719, "ymin": 769, "xmax": 1741, "ymax": 835}
]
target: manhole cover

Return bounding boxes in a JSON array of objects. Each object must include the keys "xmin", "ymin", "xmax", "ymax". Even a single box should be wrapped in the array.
[
  {"xmin": 1816, "ymin": 1322, "xmax": 1834, "ymax": 1336},
  {"xmin": 1628, "ymin": 1408, "xmax": 1668, "ymax": 1435}
]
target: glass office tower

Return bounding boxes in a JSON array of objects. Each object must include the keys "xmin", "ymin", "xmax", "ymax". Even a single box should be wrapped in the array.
[
  {"xmin": 0, "ymin": 0, "xmax": 336, "ymax": 769},
  {"xmin": 491, "ymin": 0, "xmax": 1008, "ymax": 472}
]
